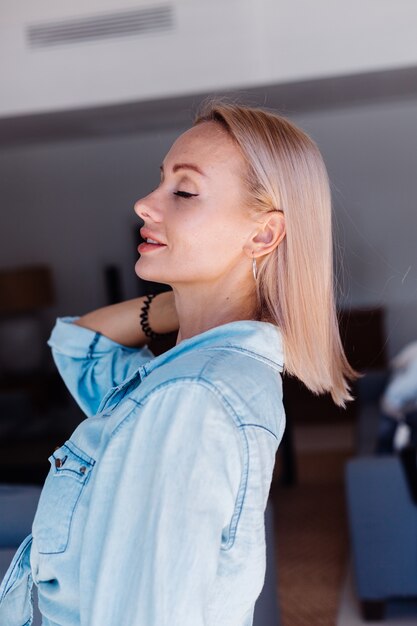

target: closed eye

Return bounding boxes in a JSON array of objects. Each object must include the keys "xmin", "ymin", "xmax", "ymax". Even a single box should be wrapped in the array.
[{"xmin": 173, "ymin": 191, "xmax": 199, "ymax": 199}]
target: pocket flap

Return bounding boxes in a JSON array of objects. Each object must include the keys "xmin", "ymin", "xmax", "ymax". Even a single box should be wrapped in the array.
[{"xmin": 33, "ymin": 440, "xmax": 95, "ymax": 554}]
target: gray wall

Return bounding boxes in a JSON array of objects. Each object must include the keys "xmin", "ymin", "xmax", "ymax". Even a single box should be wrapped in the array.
[
  {"xmin": 1, "ymin": 96, "xmax": 416, "ymax": 359},
  {"xmin": 0, "ymin": 128, "xmax": 179, "ymax": 319},
  {"xmin": 295, "ymin": 97, "xmax": 417, "ymax": 356}
]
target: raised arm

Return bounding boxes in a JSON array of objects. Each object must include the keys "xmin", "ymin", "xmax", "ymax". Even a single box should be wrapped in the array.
[
  {"xmin": 47, "ymin": 292, "xmax": 179, "ymax": 417},
  {"xmin": 73, "ymin": 291, "xmax": 178, "ymax": 347}
]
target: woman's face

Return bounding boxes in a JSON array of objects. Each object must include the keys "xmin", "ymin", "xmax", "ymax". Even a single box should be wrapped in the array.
[{"xmin": 134, "ymin": 121, "xmax": 257, "ymax": 287}]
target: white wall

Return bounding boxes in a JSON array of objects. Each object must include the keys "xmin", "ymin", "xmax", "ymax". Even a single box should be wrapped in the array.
[
  {"xmin": 1, "ymin": 96, "xmax": 416, "ymax": 358},
  {"xmin": 1, "ymin": 0, "xmax": 417, "ymax": 116}
]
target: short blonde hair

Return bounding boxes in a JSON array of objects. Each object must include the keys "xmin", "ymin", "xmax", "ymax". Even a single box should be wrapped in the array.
[{"xmin": 193, "ymin": 97, "xmax": 359, "ymax": 407}]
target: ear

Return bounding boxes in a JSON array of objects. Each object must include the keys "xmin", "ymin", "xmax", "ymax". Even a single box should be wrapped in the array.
[{"xmin": 243, "ymin": 211, "xmax": 285, "ymax": 259}]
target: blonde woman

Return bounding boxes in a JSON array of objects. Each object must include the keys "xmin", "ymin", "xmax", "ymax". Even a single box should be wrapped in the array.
[{"xmin": 0, "ymin": 99, "xmax": 357, "ymax": 626}]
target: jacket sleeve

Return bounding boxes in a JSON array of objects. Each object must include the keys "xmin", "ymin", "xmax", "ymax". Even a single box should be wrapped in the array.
[
  {"xmin": 47, "ymin": 316, "xmax": 155, "ymax": 417},
  {"xmin": 79, "ymin": 380, "xmax": 244, "ymax": 626}
]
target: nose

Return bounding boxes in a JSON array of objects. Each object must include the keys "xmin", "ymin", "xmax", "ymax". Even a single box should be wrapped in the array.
[{"xmin": 134, "ymin": 191, "xmax": 161, "ymax": 222}]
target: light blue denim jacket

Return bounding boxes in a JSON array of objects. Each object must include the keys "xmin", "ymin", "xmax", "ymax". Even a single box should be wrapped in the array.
[{"xmin": 0, "ymin": 317, "xmax": 286, "ymax": 626}]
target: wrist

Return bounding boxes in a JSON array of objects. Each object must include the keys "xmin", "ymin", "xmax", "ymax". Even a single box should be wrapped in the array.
[
  {"xmin": 142, "ymin": 291, "xmax": 178, "ymax": 336},
  {"xmin": 139, "ymin": 295, "xmax": 159, "ymax": 340}
]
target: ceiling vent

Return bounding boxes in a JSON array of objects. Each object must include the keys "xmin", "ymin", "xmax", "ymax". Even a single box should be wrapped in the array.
[{"xmin": 27, "ymin": 5, "xmax": 174, "ymax": 48}]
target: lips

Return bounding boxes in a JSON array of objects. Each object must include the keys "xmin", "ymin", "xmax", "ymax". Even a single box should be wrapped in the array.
[{"xmin": 140, "ymin": 228, "xmax": 166, "ymax": 245}]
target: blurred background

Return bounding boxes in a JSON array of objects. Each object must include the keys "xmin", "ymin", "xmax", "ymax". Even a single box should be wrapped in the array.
[{"xmin": 0, "ymin": 1, "xmax": 417, "ymax": 624}]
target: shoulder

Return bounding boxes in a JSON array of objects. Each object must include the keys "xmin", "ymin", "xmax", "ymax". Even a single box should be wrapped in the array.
[
  {"xmin": 107, "ymin": 379, "xmax": 246, "ymax": 484},
  {"xmin": 129, "ymin": 347, "xmax": 284, "ymax": 440},
  {"xmin": 199, "ymin": 348, "xmax": 285, "ymax": 440},
  {"xmin": 131, "ymin": 376, "xmax": 242, "ymax": 431}
]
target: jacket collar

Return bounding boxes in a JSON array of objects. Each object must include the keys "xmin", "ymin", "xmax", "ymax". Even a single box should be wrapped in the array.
[{"xmin": 142, "ymin": 320, "xmax": 284, "ymax": 376}]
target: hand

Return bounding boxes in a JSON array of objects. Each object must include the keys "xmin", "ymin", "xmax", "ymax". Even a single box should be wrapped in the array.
[
  {"xmin": 148, "ymin": 290, "xmax": 179, "ymax": 335},
  {"xmin": 74, "ymin": 291, "xmax": 178, "ymax": 347}
]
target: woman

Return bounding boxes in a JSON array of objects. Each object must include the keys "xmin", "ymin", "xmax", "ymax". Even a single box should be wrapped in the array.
[{"xmin": 0, "ymin": 99, "xmax": 357, "ymax": 625}]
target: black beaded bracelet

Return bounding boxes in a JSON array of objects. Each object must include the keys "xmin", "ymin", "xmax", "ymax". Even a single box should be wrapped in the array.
[{"xmin": 139, "ymin": 294, "xmax": 162, "ymax": 341}]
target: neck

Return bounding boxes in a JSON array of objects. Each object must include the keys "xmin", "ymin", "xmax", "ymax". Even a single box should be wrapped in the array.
[{"xmin": 173, "ymin": 280, "xmax": 257, "ymax": 345}]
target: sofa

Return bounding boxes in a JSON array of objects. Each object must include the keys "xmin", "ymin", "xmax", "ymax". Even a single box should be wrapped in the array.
[{"xmin": 345, "ymin": 370, "xmax": 417, "ymax": 621}]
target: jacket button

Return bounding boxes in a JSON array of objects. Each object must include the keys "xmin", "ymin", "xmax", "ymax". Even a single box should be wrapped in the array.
[{"xmin": 54, "ymin": 455, "xmax": 67, "ymax": 469}]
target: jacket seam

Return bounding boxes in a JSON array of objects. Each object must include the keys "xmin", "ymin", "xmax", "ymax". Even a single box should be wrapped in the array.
[
  {"xmin": 239, "ymin": 423, "xmax": 279, "ymax": 440},
  {"xmin": 68, "ymin": 331, "xmax": 147, "ymax": 362},
  {"xmin": 126, "ymin": 377, "xmax": 244, "ymax": 427},
  {"xmin": 181, "ymin": 346, "xmax": 283, "ymax": 372},
  {"xmin": 112, "ymin": 377, "xmax": 249, "ymax": 551},
  {"xmin": 86, "ymin": 333, "xmax": 100, "ymax": 359},
  {"xmin": 64, "ymin": 440, "xmax": 96, "ymax": 466}
]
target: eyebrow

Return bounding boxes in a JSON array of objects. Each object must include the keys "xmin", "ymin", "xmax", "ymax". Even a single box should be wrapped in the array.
[{"xmin": 159, "ymin": 162, "xmax": 207, "ymax": 177}]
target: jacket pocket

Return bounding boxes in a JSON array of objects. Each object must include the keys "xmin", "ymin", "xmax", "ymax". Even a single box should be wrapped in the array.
[{"xmin": 32, "ymin": 440, "xmax": 95, "ymax": 554}]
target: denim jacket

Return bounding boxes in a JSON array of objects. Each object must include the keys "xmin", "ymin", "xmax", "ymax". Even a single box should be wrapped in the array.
[{"xmin": 0, "ymin": 316, "xmax": 286, "ymax": 626}]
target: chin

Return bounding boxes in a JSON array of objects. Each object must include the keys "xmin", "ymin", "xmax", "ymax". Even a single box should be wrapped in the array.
[{"xmin": 134, "ymin": 259, "xmax": 169, "ymax": 284}]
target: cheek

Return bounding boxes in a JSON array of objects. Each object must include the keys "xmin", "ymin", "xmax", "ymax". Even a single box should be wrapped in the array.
[
  {"xmin": 184, "ymin": 224, "xmax": 244, "ymax": 264},
  {"xmin": 169, "ymin": 201, "xmax": 248, "ymax": 259}
]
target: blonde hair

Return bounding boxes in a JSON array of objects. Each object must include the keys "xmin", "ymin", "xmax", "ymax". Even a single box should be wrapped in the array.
[{"xmin": 193, "ymin": 97, "xmax": 359, "ymax": 407}]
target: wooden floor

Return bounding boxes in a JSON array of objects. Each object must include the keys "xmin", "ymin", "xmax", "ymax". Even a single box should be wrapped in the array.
[{"xmin": 271, "ymin": 430, "xmax": 355, "ymax": 626}]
